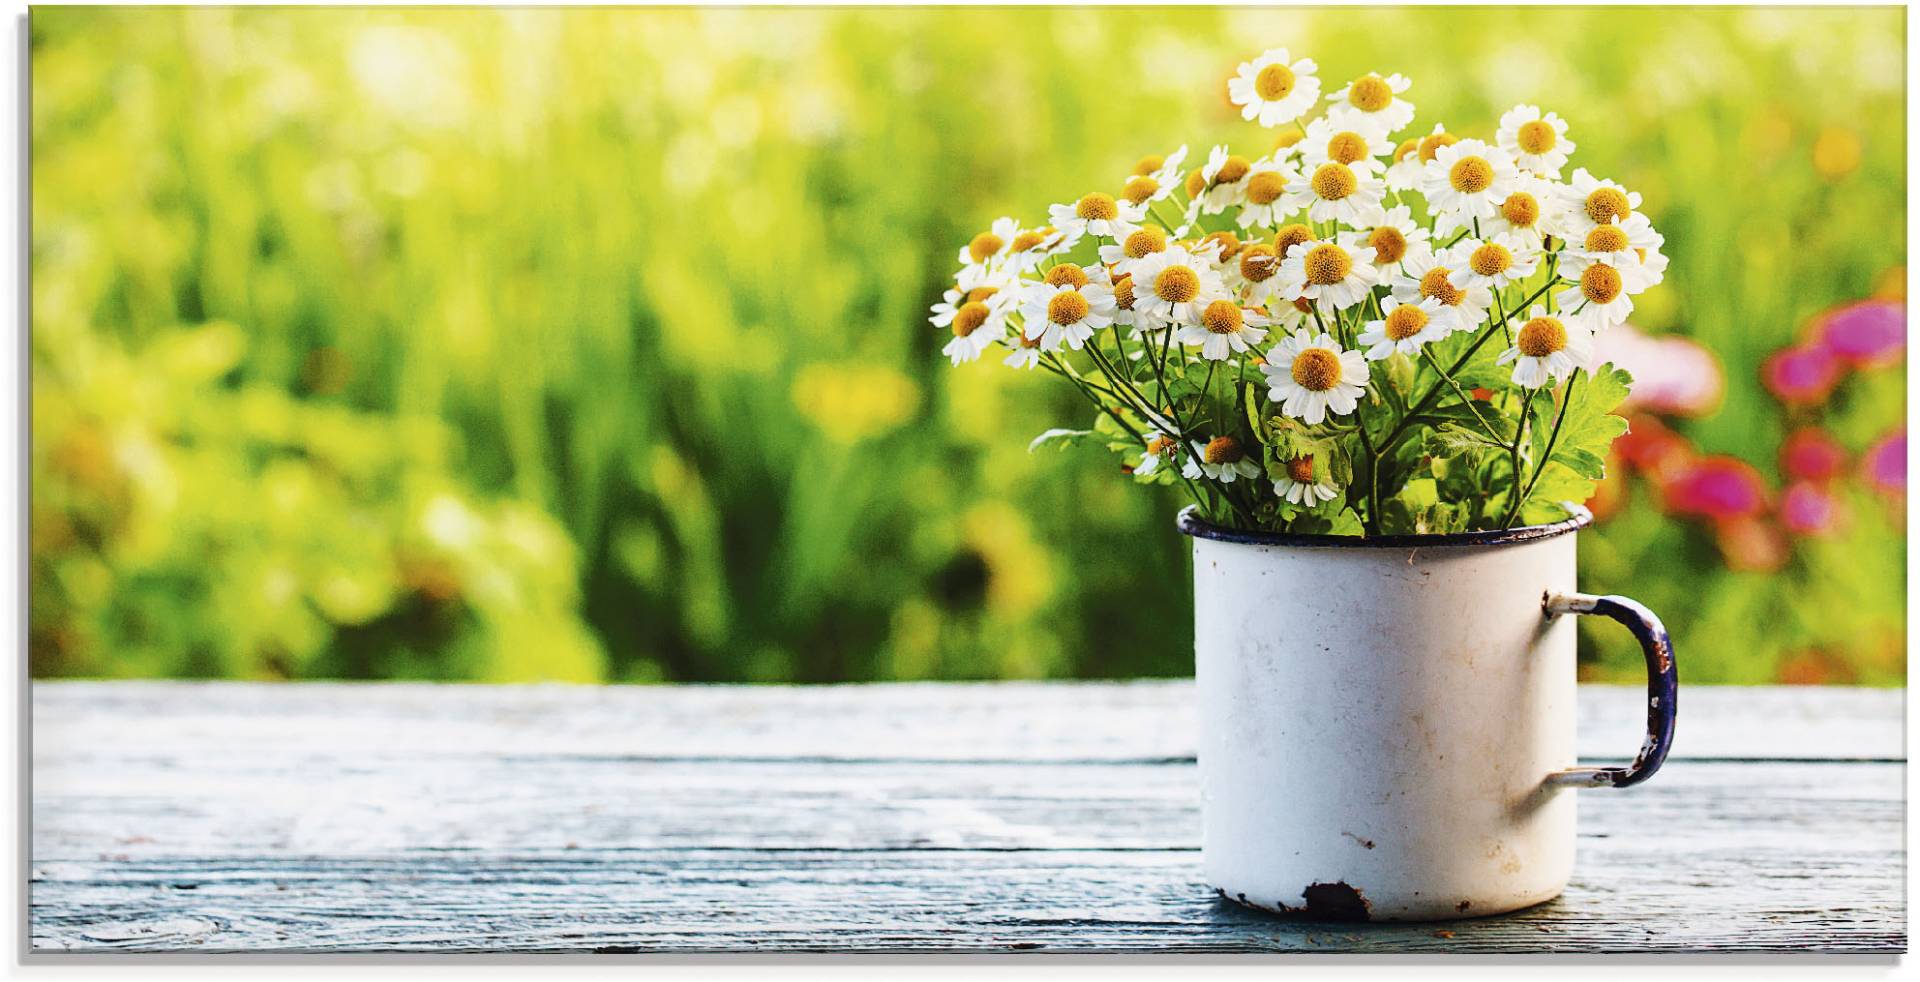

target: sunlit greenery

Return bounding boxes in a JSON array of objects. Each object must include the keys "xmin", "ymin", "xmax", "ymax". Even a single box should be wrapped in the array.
[{"xmin": 30, "ymin": 7, "xmax": 1905, "ymax": 684}]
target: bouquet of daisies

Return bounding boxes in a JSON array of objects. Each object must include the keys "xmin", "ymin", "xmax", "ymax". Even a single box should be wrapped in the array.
[{"xmin": 931, "ymin": 49, "xmax": 1664, "ymax": 535}]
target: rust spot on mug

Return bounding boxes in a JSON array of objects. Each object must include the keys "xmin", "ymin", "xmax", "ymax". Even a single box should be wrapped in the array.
[
  {"xmin": 1456, "ymin": 900, "xmax": 1472, "ymax": 913},
  {"xmin": 1342, "ymin": 831, "xmax": 1376, "ymax": 850}
]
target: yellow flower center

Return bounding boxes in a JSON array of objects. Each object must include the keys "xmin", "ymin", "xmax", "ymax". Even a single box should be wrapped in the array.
[
  {"xmin": 1274, "ymin": 223, "xmax": 1315, "ymax": 257},
  {"xmin": 1285, "ymin": 455, "xmax": 1316, "ymax": 483},
  {"xmin": 1310, "ymin": 163, "xmax": 1358, "ymax": 201},
  {"xmin": 1201, "ymin": 230, "xmax": 1242, "ymax": 261},
  {"xmin": 952, "ymin": 301, "xmax": 990, "ymax": 337},
  {"xmin": 1238, "ymin": 244, "xmax": 1279, "ymax": 283},
  {"xmin": 965, "ymin": 286, "xmax": 998, "ymax": 303},
  {"xmin": 1154, "ymin": 264, "xmax": 1200, "ymax": 304},
  {"xmin": 1203, "ymin": 435, "xmax": 1244, "ymax": 465},
  {"xmin": 1517, "ymin": 316, "xmax": 1568, "ymax": 357},
  {"xmin": 1584, "ymin": 187, "xmax": 1632, "ymax": 225},
  {"xmin": 1121, "ymin": 175, "xmax": 1160, "ymax": 205},
  {"xmin": 1585, "ymin": 225, "xmax": 1630, "ymax": 252},
  {"xmin": 1347, "ymin": 74, "xmax": 1394, "ymax": 112},
  {"xmin": 1112, "ymin": 274, "xmax": 1136, "ymax": 310},
  {"xmin": 1517, "ymin": 119, "xmax": 1558, "ymax": 154},
  {"xmin": 1291, "ymin": 347, "xmax": 1344, "ymax": 391},
  {"xmin": 1420, "ymin": 267, "xmax": 1464, "ymax": 306},
  {"xmin": 1202, "ymin": 300, "xmax": 1245, "ymax": 335},
  {"xmin": 1185, "ymin": 169, "xmax": 1208, "ymax": 198},
  {"xmin": 1393, "ymin": 138, "xmax": 1421, "ymax": 163},
  {"xmin": 1044, "ymin": 263, "xmax": 1090, "ymax": 289},
  {"xmin": 1303, "ymin": 244, "xmax": 1352, "ymax": 285},
  {"xmin": 1384, "ymin": 304, "xmax": 1429, "ymax": 341},
  {"xmin": 1327, "ymin": 132, "xmax": 1371, "ymax": 165},
  {"xmin": 1418, "ymin": 131, "xmax": 1459, "ymax": 162},
  {"xmin": 1255, "ymin": 62, "xmax": 1297, "ymax": 101},
  {"xmin": 1469, "ymin": 243, "xmax": 1513, "ymax": 278},
  {"xmin": 1246, "ymin": 170, "xmax": 1286, "ymax": 205},
  {"xmin": 1132, "ymin": 154, "xmax": 1165, "ymax": 177},
  {"xmin": 1047, "ymin": 290, "xmax": 1090, "ymax": 326},
  {"xmin": 1581, "ymin": 263, "xmax": 1623, "ymax": 304},
  {"xmin": 1010, "ymin": 230, "xmax": 1047, "ymax": 252},
  {"xmin": 1213, "ymin": 155, "xmax": 1252, "ymax": 185},
  {"xmin": 1500, "ymin": 192, "xmax": 1540, "ymax": 227},
  {"xmin": 1273, "ymin": 127, "xmax": 1305, "ymax": 150},
  {"xmin": 968, "ymin": 232, "xmax": 1004, "ymax": 263},
  {"xmin": 1146, "ymin": 433, "xmax": 1175, "ymax": 456},
  {"xmin": 1123, "ymin": 226, "xmax": 1168, "ymax": 259},
  {"xmin": 1076, "ymin": 192, "xmax": 1120, "ymax": 221},
  {"xmin": 1366, "ymin": 226, "xmax": 1407, "ymax": 264},
  {"xmin": 1449, "ymin": 156, "xmax": 1495, "ymax": 194}
]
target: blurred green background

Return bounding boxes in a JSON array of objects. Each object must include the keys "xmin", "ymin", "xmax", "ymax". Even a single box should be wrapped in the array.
[{"xmin": 30, "ymin": 7, "xmax": 1906, "ymax": 685}]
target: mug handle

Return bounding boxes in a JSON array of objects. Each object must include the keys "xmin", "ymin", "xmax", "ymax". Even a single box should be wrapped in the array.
[{"xmin": 1542, "ymin": 591, "xmax": 1678, "ymax": 789}]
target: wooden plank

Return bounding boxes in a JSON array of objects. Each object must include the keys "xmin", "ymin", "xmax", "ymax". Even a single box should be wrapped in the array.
[{"xmin": 29, "ymin": 681, "xmax": 1905, "ymax": 764}]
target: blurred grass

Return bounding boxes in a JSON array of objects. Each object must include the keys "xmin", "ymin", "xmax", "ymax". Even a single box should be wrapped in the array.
[{"xmin": 29, "ymin": 7, "xmax": 1905, "ymax": 684}]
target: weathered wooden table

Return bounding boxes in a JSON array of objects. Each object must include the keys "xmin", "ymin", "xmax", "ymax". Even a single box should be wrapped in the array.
[{"xmin": 29, "ymin": 681, "xmax": 1905, "ymax": 954}]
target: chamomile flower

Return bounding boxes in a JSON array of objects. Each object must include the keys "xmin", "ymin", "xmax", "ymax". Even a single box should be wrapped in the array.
[
  {"xmin": 1554, "ymin": 168, "xmax": 1642, "ymax": 238},
  {"xmin": 1496, "ymin": 105, "xmax": 1577, "ymax": 178},
  {"xmin": 1235, "ymin": 158, "xmax": 1297, "ymax": 228},
  {"xmin": 1325, "ymin": 72, "xmax": 1415, "ymax": 136},
  {"xmin": 942, "ymin": 300, "xmax": 1009, "ymax": 364},
  {"xmin": 1554, "ymin": 255, "xmax": 1638, "ymax": 333},
  {"xmin": 1262, "ymin": 331, "xmax": 1371, "ymax": 425},
  {"xmin": 1445, "ymin": 172, "xmax": 1556, "ymax": 247},
  {"xmin": 1498, "ymin": 306, "xmax": 1594, "ymax": 388},
  {"xmin": 1020, "ymin": 275, "xmax": 1116, "ymax": 352},
  {"xmin": 1421, "ymin": 139, "xmax": 1519, "ymax": 222},
  {"xmin": 1002, "ymin": 225, "xmax": 1069, "ymax": 274},
  {"xmin": 1337, "ymin": 204, "xmax": 1432, "ymax": 279},
  {"xmin": 1283, "ymin": 160, "xmax": 1387, "ymax": 227},
  {"xmin": 1106, "ymin": 273, "xmax": 1158, "ymax": 338},
  {"xmin": 1357, "ymin": 296, "xmax": 1449, "ymax": 360},
  {"xmin": 929, "ymin": 265, "xmax": 1015, "ymax": 328},
  {"xmin": 1384, "ymin": 135, "xmax": 1426, "ymax": 192},
  {"xmin": 1191, "ymin": 145, "xmax": 1255, "ymax": 216},
  {"xmin": 1003, "ymin": 330, "xmax": 1044, "ymax": 370},
  {"xmin": 1048, "ymin": 192, "xmax": 1145, "ymax": 243},
  {"xmin": 1275, "ymin": 240, "xmax": 1379, "ymax": 312},
  {"xmin": 1563, "ymin": 215, "xmax": 1665, "ymax": 285},
  {"xmin": 1273, "ymin": 454, "xmax": 1340, "ymax": 505},
  {"xmin": 1230, "ymin": 243, "xmax": 1286, "ymax": 304},
  {"xmin": 1183, "ymin": 435, "xmax": 1263, "ymax": 483},
  {"xmin": 956, "ymin": 216, "xmax": 1019, "ymax": 270},
  {"xmin": 1227, "ymin": 49, "xmax": 1322, "ymax": 127},
  {"xmin": 1448, "ymin": 232, "xmax": 1540, "ymax": 291},
  {"xmin": 1129, "ymin": 245, "xmax": 1228, "ymax": 326},
  {"xmin": 1177, "ymin": 299, "xmax": 1273, "ymax": 361},
  {"xmin": 1097, "ymin": 223, "xmax": 1172, "ymax": 275},
  {"xmin": 1135, "ymin": 431, "xmax": 1179, "ymax": 476},
  {"xmin": 1391, "ymin": 251, "xmax": 1494, "ymax": 335},
  {"xmin": 1298, "ymin": 116, "xmax": 1396, "ymax": 177},
  {"xmin": 1120, "ymin": 146, "xmax": 1190, "ymax": 208}
]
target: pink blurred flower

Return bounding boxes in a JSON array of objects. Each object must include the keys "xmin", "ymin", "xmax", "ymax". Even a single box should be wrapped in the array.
[
  {"xmin": 1817, "ymin": 301, "xmax": 1905, "ymax": 368},
  {"xmin": 1661, "ymin": 456, "xmax": 1769, "ymax": 520},
  {"xmin": 1779, "ymin": 427, "xmax": 1849, "ymax": 483},
  {"xmin": 1596, "ymin": 322, "xmax": 1724, "ymax": 417},
  {"xmin": 1761, "ymin": 343, "xmax": 1843, "ymax": 405},
  {"xmin": 1862, "ymin": 429, "xmax": 1906, "ymax": 495},
  {"xmin": 1779, "ymin": 481, "xmax": 1840, "ymax": 536},
  {"xmin": 1614, "ymin": 413, "xmax": 1695, "ymax": 480},
  {"xmin": 1713, "ymin": 515, "xmax": 1790, "ymax": 573}
]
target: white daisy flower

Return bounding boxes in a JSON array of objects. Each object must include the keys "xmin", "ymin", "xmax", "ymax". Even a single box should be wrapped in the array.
[
  {"xmin": 1020, "ymin": 277, "xmax": 1116, "ymax": 352},
  {"xmin": 1227, "ymin": 49, "xmax": 1322, "ymax": 127},
  {"xmin": 1554, "ymin": 255, "xmax": 1638, "ymax": 333},
  {"xmin": 1048, "ymin": 192, "xmax": 1145, "ymax": 244},
  {"xmin": 955, "ymin": 216, "xmax": 1019, "ymax": 271},
  {"xmin": 1176, "ymin": 299, "xmax": 1273, "ymax": 361},
  {"xmin": 1298, "ymin": 116, "xmax": 1397, "ymax": 177},
  {"xmin": 1498, "ymin": 306, "xmax": 1594, "ymax": 388},
  {"xmin": 1135, "ymin": 431, "xmax": 1179, "ymax": 476},
  {"xmin": 1128, "ymin": 245, "xmax": 1227, "ymax": 326},
  {"xmin": 1390, "ymin": 250, "xmax": 1494, "ymax": 335},
  {"xmin": 1337, "ymin": 203, "xmax": 1433, "ymax": 279},
  {"xmin": 1448, "ymin": 232, "xmax": 1541, "ymax": 292},
  {"xmin": 1190, "ymin": 145, "xmax": 1255, "ymax": 217},
  {"xmin": 1003, "ymin": 331, "xmax": 1044, "ymax": 370},
  {"xmin": 929, "ymin": 263, "xmax": 1015, "ymax": 326},
  {"xmin": 1120, "ymin": 145, "xmax": 1191, "ymax": 210},
  {"xmin": 1496, "ymin": 105, "xmax": 1577, "ymax": 179},
  {"xmin": 1282, "ymin": 160, "xmax": 1387, "ymax": 227},
  {"xmin": 1384, "ymin": 135, "xmax": 1426, "ymax": 192},
  {"xmin": 1440, "ymin": 172, "xmax": 1556, "ymax": 248},
  {"xmin": 1357, "ymin": 296, "xmax": 1449, "ymax": 361},
  {"xmin": 1274, "ymin": 240, "xmax": 1380, "ymax": 312},
  {"xmin": 1273, "ymin": 454, "xmax": 1341, "ymax": 505},
  {"xmin": 1001, "ymin": 224, "xmax": 1070, "ymax": 274},
  {"xmin": 1421, "ymin": 138, "xmax": 1519, "ymax": 222},
  {"xmin": 1325, "ymin": 72, "xmax": 1415, "ymax": 136},
  {"xmin": 1097, "ymin": 223, "xmax": 1172, "ymax": 276},
  {"xmin": 1183, "ymin": 435, "xmax": 1263, "ymax": 483},
  {"xmin": 1233, "ymin": 158, "xmax": 1296, "ymax": 229},
  {"xmin": 1228, "ymin": 243, "xmax": 1286, "ymax": 304},
  {"xmin": 1261, "ymin": 331, "xmax": 1371, "ymax": 425},
  {"xmin": 1553, "ymin": 167, "xmax": 1643, "ymax": 238},
  {"xmin": 1562, "ymin": 214, "xmax": 1665, "ymax": 289}
]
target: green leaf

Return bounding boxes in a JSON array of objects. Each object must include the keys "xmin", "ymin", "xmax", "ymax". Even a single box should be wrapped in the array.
[
  {"xmin": 1514, "ymin": 363, "xmax": 1634, "ymax": 512},
  {"xmin": 1027, "ymin": 428, "xmax": 1096, "ymax": 453}
]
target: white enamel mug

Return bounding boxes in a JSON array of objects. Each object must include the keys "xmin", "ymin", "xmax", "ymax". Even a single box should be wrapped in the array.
[{"xmin": 1180, "ymin": 506, "xmax": 1677, "ymax": 922}]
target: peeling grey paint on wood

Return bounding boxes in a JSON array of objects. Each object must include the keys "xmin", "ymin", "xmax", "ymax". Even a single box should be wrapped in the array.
[{"xmin": 28, "ymin": 681, "xmax": 1908, "ymax": 953}]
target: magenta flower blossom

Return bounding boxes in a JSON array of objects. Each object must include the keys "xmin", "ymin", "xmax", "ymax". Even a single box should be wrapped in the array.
[
  {"xmin": 1661, "ymin": 456, "xmax": 1769, "ymax": 520},
  {"xmin": 1598, "ymin": 322, "xmax": 1723, "ymax": 417},
  {"xmin": 1779, "ymin": 427, "xmax": 1849, "ymax": 483},
  {"xmin": 1862, "ymin": 429, "xmax": 1906, "ymax": 494},
  {"xmin": 1818, "ymin": 301, "xmax": 1906, "ymax": 368},
  {"xmin": 1762, "ymin": 343, "xmax": 1843, "ymax": 405},
  {"xmin": 1779, "ymin": 482, "xmax": 1839, "ymax": 536}
]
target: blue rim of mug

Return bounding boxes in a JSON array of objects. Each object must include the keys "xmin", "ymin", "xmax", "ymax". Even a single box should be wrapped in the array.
[{"xmin": 1176, "ymin": 503, "xmax": 1594, "ymax": 549}]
